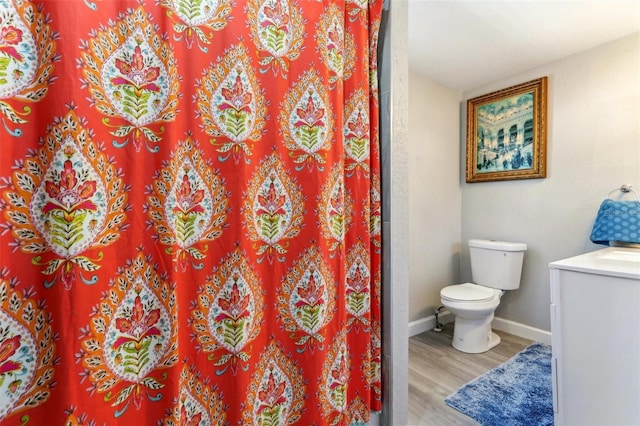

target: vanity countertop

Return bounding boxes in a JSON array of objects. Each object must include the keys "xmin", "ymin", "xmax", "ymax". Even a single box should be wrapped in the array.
[{"xmin": 549, "ymin": 247, "xmax": 640, "ymax": 280}]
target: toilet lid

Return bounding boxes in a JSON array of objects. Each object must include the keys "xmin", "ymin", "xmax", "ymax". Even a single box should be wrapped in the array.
[{"xmin": 441, "ymin": 283, "xmax": 498, "ymax": 302}]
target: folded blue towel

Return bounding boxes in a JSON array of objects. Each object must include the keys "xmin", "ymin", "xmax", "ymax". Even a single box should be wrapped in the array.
[{"xmin": 590, "ymin": 199, "xmax": 640, "ymax": 245}]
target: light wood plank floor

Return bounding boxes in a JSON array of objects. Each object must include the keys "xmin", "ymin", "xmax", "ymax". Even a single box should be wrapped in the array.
[{"xmin": 408, "ymin": 323, "xmax": 534, "ymax": 426}]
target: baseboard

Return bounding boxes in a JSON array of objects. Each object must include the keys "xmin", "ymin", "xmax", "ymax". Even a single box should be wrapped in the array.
[
  {"xmin": 492, "ymin": 317, "xmax": 552, "ymax": 345},
  {"xmin": 408, "ymin": 312, "xmax": 453, "ymax": 337},
  {"xmin": 408, "ymin": 314, "xmax": 551, "ymax": 345}
]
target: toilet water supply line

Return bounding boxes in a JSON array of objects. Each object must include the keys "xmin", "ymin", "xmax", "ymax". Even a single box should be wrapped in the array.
[{"xmin": 434, "ymin": 306, "xmax": 446, "ymax": 332}]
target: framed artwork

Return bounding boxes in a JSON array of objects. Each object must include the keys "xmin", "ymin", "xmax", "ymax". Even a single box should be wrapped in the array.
[{"xmin": 466, "ymin": 77, "xmax": 547, "ymax": 183}]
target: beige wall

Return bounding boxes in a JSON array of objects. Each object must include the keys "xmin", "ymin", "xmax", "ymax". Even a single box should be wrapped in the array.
[
  {"xmin": 409, "ymin": 33, "xmax": 640, "ymax": 331},
  {"xmin": 408, "ymin": 72, "xmax": 462, "ymax": 323}
]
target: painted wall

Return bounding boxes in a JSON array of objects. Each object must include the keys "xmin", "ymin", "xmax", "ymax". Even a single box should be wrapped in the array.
[
  {"xmin": 408, "ymin": 33, "xmax": 640, "ymax": 332},
  {"xmin": 382, "ymin": 1, "xmax": 409, "ymax": 424},
  {"xmin": 408, "ymin": 72, "xmax": 462, "ymax": 323},
  {"xmin": 461, "ymin": 33, "xmax": 640, "ymax": 331}
]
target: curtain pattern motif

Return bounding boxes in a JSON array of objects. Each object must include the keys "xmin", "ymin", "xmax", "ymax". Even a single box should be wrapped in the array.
[{"xmin": 0, "ymin": 0, "xmax": 382, "ymax": 425}]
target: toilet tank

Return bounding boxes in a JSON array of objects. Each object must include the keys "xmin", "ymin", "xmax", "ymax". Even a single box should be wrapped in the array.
[{"xmin": 469, "ymin": 239, "xmax": 527, "ymax": 290}]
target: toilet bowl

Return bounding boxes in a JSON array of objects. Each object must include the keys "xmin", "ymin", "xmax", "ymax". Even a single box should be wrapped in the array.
[
  {"xmin": 440, "ymin": 239, "xmax": 527, "ymax": 353},
  {"xmin": 441, "ymin": 283, "xmax": 503, "ymax": 353}
]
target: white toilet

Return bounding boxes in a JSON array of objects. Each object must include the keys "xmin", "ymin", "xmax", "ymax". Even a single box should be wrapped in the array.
[{"xmin": 440, "ymin": 239, "xmax": 527, "ymax": 353}]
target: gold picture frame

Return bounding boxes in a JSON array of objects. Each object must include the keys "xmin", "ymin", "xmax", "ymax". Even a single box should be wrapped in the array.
[{"xmin": 466, "ymin": 77, "xmax": 547, "ymax": 183}]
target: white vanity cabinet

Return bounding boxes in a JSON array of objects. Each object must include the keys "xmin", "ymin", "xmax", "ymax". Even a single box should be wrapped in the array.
[{"xmin": 549, "ymin": 247, "xmax": 640, "ymax": 426}]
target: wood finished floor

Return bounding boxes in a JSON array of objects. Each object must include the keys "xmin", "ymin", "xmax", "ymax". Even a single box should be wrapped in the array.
[{"xmin": 408, "ymin": 323, "xmax": 534, "ymax": 426}]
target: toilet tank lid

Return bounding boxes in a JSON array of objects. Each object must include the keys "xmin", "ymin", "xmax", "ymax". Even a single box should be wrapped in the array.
[{"xmin": 469, "ymin": 239, "xmax": 527, "ymax": 252}]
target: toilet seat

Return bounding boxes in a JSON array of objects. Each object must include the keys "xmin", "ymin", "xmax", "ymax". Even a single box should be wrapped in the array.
[{"xmin": 441, "ymin": 283, "xmax": 500, "ymax": 303}]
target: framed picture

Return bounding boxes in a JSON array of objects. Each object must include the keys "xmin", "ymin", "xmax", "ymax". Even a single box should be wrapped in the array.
[{"xmin": 466, "ymin": 77, "xmax": 547, "ymax": 183}]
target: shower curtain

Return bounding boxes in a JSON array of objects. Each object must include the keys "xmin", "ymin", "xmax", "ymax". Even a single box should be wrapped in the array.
[{"xmin": 0, "ymin": 1, "xmax": 383, "ymax": 425}]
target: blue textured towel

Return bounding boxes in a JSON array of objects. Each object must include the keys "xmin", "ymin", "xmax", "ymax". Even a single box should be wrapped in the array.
[{"xmin": 590, "ymin": 199, "xmax": 640, "ymax": 245}]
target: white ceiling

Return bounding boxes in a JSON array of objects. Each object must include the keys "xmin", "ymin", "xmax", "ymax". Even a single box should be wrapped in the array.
[{"xmin": 408, "ymin": 0, "xmax": 640, "ymax": 92}]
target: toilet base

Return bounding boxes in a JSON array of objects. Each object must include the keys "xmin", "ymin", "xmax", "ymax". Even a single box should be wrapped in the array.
[{"xmin": 451, "ymin": 314, "xmax": 501, "ymax": 353}]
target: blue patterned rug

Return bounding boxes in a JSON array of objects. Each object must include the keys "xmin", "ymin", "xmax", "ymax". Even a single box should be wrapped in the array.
[{"xmin": 445, "ymin": 342, "xmax": 553, "ymax": 426}]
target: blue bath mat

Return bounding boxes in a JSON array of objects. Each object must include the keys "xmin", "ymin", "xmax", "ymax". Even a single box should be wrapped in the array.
[{"xmin": 445, "ymin": 342, "xmax": 553, "ymax": 426}]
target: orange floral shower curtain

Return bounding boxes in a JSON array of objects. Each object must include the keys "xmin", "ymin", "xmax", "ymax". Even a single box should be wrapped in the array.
[{"xmin": 0, "ymin": 0, "xmax": 383, "ymax": 425}]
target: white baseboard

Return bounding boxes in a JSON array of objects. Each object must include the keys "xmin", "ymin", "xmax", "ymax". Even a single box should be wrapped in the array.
[
  {"xmin": 408, "ymin": 313, "xmax": 551, "ymax": 345},
  {"xmin": 492, "ymin": 317, "xmax": 552, "ymax": 345},
  {"xmin": 408, "ymin": 312, "xmax": 453, "ymax": 337}
]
